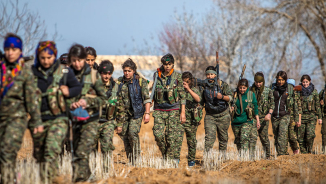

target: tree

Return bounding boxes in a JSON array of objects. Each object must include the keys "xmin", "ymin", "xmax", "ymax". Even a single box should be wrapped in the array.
[{"xmin": 0, "ymin": 0, "xmax": 59, "ymax": 55}]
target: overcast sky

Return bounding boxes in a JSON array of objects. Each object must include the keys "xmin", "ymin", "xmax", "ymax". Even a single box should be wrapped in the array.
[{"xmin": 18, "ymin": 0, "xmax": 213, "ymax": 56}]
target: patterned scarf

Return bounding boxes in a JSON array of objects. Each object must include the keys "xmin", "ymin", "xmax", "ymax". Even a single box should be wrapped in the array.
[
  {"xmin": 0, "ymin": 37, "xmax": 23, "ymax": 104},
  {"xmin": 0, "ymin": 60, "xmax": 23, "ymax": 104},
  {"xmin": 34, "ymin": 41, "xmax": 58, "ymax": 68},
  {"xmin": 301, "ymin": 83, "xmax": 314, "ymax": 96}
]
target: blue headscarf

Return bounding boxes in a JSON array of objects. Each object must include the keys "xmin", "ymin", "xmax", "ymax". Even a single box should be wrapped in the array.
[{"xmin": 3, "ymin": 37, "xmax": 23, "ymax": 51}]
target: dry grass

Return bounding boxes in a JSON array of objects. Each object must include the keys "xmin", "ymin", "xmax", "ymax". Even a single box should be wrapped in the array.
[{"xmin": 12, "ymin": 115, "xmax": 326, "ymax": 184}]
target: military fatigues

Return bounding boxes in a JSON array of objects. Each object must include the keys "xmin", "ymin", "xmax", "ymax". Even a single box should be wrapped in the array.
[
  {"xmin": 178, "ymin": 87, "xmax": 202, "ymax": 162},
  {"xmin": 94, "ymin": 79, "xmax": 118, "ymax": 155},
  {"xmin": 70, "ymin": 66, "xmax": 107, "ymax": 182},
  {"xmin": 271, "ymin": 84, "xmax": 300, "ymax": 156},
  {"xmin": 296, "ymin": 88, "xmax": 321, "ymax": 154},
  {"xmin": 319, "ymin": 90, "xmax": 326, "ymax": 152},
  {"xmin": 232, "ymin": 90, "xmax": 258, "ymax": 152},
  {"xmin": 30, "ymin": 62, "xmax": 82, "ymax": 182},
  {"xmin": 152, "ymin": 71, "xmax": 186, "ymax": 160},
  {"xmin": 116, "ymin": 74, "xmax": 151, "ymax": 162},
  {"xmin": 203, "ymin": 80, "xmax": 233, "ymax": 152},
  {"xmin": 0, "ymin": 60, "xmax": 42, "ymax": 184},
  {"xmin": 287, "ymin": 114, "xmax": 299, "ymax": 152},
  {"xmin": 249, "ymin": 86, "xmax": 274, "ymax": 158}
]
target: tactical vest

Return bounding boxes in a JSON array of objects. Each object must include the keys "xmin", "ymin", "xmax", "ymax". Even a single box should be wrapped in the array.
[
  {"xmin": 301, "ymin": 90, "xmax": 316, "ymax": 113},
  {"xmin": 185, "ymin": 87, "xmax": 203, "ymax": 123},
  {"xmin": 154, "ymin": 72, "xmax": 179, "ymax": 104},
  {"xmin": 35, "ymin": 64, "xmax": 68, "ymax": 116},
  {"xmin": 203, "ymin": 80, "xmax": 228, "ymax": 114},
  {"xmin": 118, "ymin": 75, "xmax": 144, "ymax": 119}
]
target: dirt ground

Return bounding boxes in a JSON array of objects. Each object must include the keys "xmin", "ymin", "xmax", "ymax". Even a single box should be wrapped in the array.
[{"xmin": 18, "ymin": 114, "xmax": 326, "ymax": 184}]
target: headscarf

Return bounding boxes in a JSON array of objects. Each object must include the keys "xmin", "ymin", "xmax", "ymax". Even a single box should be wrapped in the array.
[
  {"xmin": 251, "ymin": 72, "xmax": 265, "ymax": 103},
  {"xmin": 0, "ymin": 37, "xmax": 24, "ymax": 104},
  {"xmin": 3, "ymin": 37, "xmax": 22, "ymax": 51},
  {"xmin": 34, "ymin": 41, "xmax": 57, "ymax": 68}
]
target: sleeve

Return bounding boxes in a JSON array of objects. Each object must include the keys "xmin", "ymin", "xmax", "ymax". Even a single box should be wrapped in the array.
[
  {"xmin": 25, "ymin": 70, "xmax": 43, "ymax": 128},
  {"xmin": 252, "ymin": 93, "xmax": 259, "ymax": 116},
  {"xmin": 177, "ymin": 74, "xmax": 186, "ymax": 105},
  {"xmin": 193, "ymin": 87, "xmax": 202, "ymax": 102},
  {"xmin": 116, "ymin": 83, "xmax": 126, "ymax": 127},
  {"xmin": 82, "ymin": 78, "xmax": 108, "ymax": 108},
  {"xmin": 315, "ymin": 91, "xmax": 322, "ymax": 119},
  {"xmin": 141, "ymin": 78, "xmax": 151, "ymax": 104},
  {"xmin": 268, "ymin": 88, "xmax": 275, "ymax": 111},
  {"xmin": 319, "ymin": 90, "xmax": 325, "ymax": 116},
  {"xmin": 222, "ymin": 82, "xmax": 233, "ymax": 102},
  {"xmin": 293, "ymin": 91, "xmax": 301, "ymax": 122},
  {"xmin": 62, "ymin": 67, "xmax": 82, "ymax": 98}
]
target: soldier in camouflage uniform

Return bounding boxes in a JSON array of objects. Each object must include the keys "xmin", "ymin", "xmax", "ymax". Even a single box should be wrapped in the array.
[
  {"xmin": 68, "ymin": 44, "xmax": 108, "ymax": 182},
  {"xmin": 94, "ymin": 60, "xmax": 118, "ymax": 155},
  {"xmin": 286, "ymin": 79, "xmax": 300, "ymax": 154},
  {"xmin": 116, "ymin": 58, "xmax": 151, "ymax": 164},
  {"xmin": 319, "ymin": 86, "xmax": 326, "ymax": 153},
  {"xmin": 152, "ymin": 54, "xmax": 186, "ymax": 164},
  {"xmin": 249, "ymin": 72, "xmax": 274, "ymax": 158},
  {"xmin": 179, "ymin": 72, "xmax": 202, "ymax": 167},
  {"xmin": 0, "ymin": 33, "xmax": 43, "ymax": 184},
  {"xmin": 202, "ymin": 66, "xmax": 233, "ymax": 153},
  {"xmin": 30, "ymin": 41, "xmax": 82, "ymax": 182},
  {"xmin": 296, "ymin": 75, "xmax": 322, "ymax": 154},
  {"xmin": 231, "ymin": 79, "xmax": 260, "ymax": 153},
  {"xmin": 271, "ymin": 71, "xmax": 301, "ymax": 156}
]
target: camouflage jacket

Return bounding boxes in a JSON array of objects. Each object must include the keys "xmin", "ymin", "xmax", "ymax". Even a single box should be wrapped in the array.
[
  {"xmin": 116, "ymin": 74, "xmax": 151, "ymax": 127},
  {"xmin": 319, "ymin": 89, "xmax": 326, "ymax": 117},
  {"xmin": 0, "ymin": 60, "xmax": 42, "ymax": 128},
  {"xmin": 298, "ymin": 89, "xmax": 322, "ymax": 119},
  {"xmin": 70, "ymin": 65, "xmax": 108, "ymax": 114},
  {"xmin": 185, "ymin": 86, "xmax": 202, "ymax": 119},
  {"xmin": 249, "ymin": 86, "xmax": 275, "ymax": 117}
]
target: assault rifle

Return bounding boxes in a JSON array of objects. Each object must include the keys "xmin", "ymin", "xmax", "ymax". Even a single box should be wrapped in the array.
[
  {"xmin": 194, "ymin": 51, "xmax": 220, "ymax": 89},
  {"xmin": 230, "ymin": 64, "xmax": 246, "ymax": 118}
]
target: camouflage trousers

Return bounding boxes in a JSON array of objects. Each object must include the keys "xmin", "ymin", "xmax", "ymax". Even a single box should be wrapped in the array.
[
  {"xmin": 232, "ymin": 123, "xmax": 252, "ymax": 151},
  {"xmin": 0, "ymin": 117, "xmax": 27, "ymax": 184},
  {"xmin": 250, "ymin": 118, "xmax": 271, "ymax": 158},
  {"xmin": 179, "ymin": 119, "xmax": 198, "ymax": 162},
  {"xmin": 30, "ymin": 117, "xmax": 68, "ymax": 182},
  {"xmin": 94, "ymin": 120, "xmax": 116, "ymax": 154},
  {"xmin": 271, "ymin": 115, "xmax": 290, "ymax": 156},
  {"xmin": 287, "ymin": 120, "xmax": 299, "ymax": 152},
  {"xmin": 153, "ymin": 110, "xmax": 184, "ymax": 159},
  {"xmin": 118, "ymin": 116, "xmax": 142, "ymax": 163},
  {"xmin": 321, "ymin": 116, "xmax": 326, "ymax": 152},
  {"xmin": 295, "ymin": 114, "xmax": 316, "ymax": 154},
  {"xmin": 204, "ymin": 110, "xmax": 230, "ymax": 152},
  {"xmin": 72, "ymin": 120, "xmax": 98, "ymax": 182}
]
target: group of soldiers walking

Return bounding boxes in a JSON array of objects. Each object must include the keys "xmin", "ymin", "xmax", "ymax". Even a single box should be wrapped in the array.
[{"xmin": 0, "ymin": 33, "xmax": 326, "ymax": 183}]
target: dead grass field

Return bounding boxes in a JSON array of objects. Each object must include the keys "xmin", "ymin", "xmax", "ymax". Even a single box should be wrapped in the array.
[{"xmin": 17, "ymin": 113, "xmax": 326, "ymax": 184}]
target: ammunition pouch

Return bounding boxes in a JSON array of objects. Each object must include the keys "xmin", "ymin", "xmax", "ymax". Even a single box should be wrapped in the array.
[
  {"xmin": 46, "ymin": 87, "xmax": 66, "ymax": 116},
  {"xmin": 192, "ymin": 104, "xmax": 203, "ymax": 123},
  {"xmin": 245, "ymin": 106, "xmax": 254, "ymax": 120},
  {"xmin": 106, "ymin": 103, "xmax": 116, "ymax": 120}
]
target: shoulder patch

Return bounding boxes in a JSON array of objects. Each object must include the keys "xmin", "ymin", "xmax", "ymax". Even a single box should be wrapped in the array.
[{"xmin": 62, "ymin": 68, "xmax": 69, "ymax": 73}]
